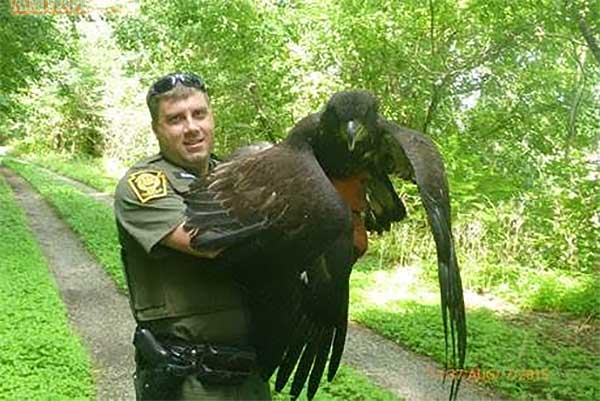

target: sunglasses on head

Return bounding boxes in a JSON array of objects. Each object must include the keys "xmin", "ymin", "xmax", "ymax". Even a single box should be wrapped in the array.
[{"xmin": 148, "ymin": 73, "xmax": 207, "ymax": 97}]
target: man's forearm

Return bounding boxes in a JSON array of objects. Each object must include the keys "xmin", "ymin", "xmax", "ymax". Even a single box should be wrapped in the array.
[{"xmin": 160, "ymin": 223, "xmax": 222, "ymax": 258}]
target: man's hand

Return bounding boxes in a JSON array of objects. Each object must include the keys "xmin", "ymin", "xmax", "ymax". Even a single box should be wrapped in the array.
[{"xmin": 160, "ymin": 223, "xmax": 222, "ymax": 258}]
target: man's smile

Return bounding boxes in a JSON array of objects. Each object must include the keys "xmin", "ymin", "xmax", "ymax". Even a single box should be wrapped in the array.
[{"xmin": 183, "ymin": 137, "xmax": 205, "ymax": 151}]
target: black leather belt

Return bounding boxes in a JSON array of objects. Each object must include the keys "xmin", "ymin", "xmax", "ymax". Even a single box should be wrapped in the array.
[{"xmin": 134, "ymin": 327, "xmax": 257, "ymax": 385}]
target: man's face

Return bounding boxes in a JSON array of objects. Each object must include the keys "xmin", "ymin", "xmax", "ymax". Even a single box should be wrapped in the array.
[{"xmin": 153, "ymin": 91, "xmax": 215, "ymax": 172}]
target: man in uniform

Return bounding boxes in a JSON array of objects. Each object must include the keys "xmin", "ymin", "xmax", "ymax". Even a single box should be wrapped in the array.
[{"xmin": 114, "ymin": 72, "xmax": 272, "ymax": 400}]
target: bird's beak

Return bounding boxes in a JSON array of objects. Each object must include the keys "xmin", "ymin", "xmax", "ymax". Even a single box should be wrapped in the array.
[{"xmin": 346, "ymin": 120, "xmax": 366, "ymax": 151}]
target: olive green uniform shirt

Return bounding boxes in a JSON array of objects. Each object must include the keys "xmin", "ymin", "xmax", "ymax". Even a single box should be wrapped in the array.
[
  {"xmin": 114, "ymin": 154, "xmax": 248, "ymax": 329},
  {"xmin": 114, "ymin": 154, "xmax": 271, "ymax": 400}
]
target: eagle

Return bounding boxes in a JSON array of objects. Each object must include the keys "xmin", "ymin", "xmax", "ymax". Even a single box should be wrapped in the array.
[{"xmin": 183, "ymin": 90, "xmax": 467, "ymax": 400}]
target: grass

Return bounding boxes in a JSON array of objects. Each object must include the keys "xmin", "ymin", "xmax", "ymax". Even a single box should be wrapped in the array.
[
  {"xmin": 19, "ymin": 153, "xmax": 119, "ymax": 193},
  {"xmin": 2, "ymin": 157, "xmax": 403, "ymax": 401},
  {"xmin": 272, "ymin": 364, "xmax": 401, "ymax": 401},
  {"xmin": 350, "ymin": 268, "xmax": 600, "ymax": 401},
  {"xmin": 3, "ymin": 158, "xmax": 126, "ymax": 291},
  {"xmin": 0, "ymin": 174, "xmax": 94, "ymax": 400}
]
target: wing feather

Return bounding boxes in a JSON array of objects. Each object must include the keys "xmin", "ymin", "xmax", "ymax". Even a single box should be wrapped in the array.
[
  {"xmin": 290, "ymin": 328, "xmax": 321, "ymax": 399},
  {"xmin": 377, "ymin": 117, "xmax": 467, "ymax": 401},
  {"xmin": 275, "ymin": 315, "xmax": 312, "ymax": 391},
  {"xmin": 307, "ymin": 329, "xmax": 334, "ymax": 399}
]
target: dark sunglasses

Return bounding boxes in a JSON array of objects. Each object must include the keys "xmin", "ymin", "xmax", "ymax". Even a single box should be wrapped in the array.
[{"xmin": 148, "ymin": 73, "xmax": 207, "ymax": 97}]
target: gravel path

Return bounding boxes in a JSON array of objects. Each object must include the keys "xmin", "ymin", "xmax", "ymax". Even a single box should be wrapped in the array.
[
  {"xmin": 344, "ymin": 323, "xmax": 506, "ymax": 401},
  {"xmin": 2, "ymin": 161, "xmax": 508, "ymax": 401}
]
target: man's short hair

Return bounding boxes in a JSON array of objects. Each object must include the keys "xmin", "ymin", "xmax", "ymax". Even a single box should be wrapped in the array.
[{"xmin": 146, "ymin": 73, "xmax": 209, "ymax": 123}]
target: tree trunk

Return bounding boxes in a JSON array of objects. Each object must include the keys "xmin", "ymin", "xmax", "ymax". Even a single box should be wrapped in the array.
[
  {"xmin": 566, "ymin": 48, "xmax": 587, "ymax": 154},
  {"xmin": 566, "ymin": 0, "xmax": 600, "ymax": 65}
]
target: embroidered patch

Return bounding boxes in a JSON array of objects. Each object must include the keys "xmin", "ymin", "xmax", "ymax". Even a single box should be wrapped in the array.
[{"xmin": 128, "ymin": 170, "xmax": 167, "ymax": 203}]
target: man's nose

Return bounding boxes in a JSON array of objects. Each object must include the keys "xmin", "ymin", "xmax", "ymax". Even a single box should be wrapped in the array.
[{"xmin": 182, "ymin": 113, "xmax": 200, "ymax": 134}]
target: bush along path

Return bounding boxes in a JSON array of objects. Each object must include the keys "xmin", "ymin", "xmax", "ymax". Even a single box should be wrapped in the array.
[{"xmin": 2, "ymin": 158, "xmax": 509, "ymax": 401}]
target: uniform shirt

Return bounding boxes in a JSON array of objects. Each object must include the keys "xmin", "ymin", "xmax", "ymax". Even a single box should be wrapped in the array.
[{"xmin": 114, "ymin": 154, "xmax": 250, "ymax": 344}]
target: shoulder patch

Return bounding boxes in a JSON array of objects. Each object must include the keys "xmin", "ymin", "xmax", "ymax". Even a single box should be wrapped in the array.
[{"xmin": 128, "ymin": 170, "xmax": 168, "ymax": 203}]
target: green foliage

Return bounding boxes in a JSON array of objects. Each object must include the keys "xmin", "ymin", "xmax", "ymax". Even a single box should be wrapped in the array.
[
  {"xmin": 10, "ymin": 61, "xmax": 106, "ymax": 157},
  {"xmin": 350, "ymin": 270, "xmax": 600, "ymax": 401},
  {"xmin": 5, "ymin": 0, "xmax": 597, "ymax": 279},
  {"xmin": 4, "ymin": 159, "xmax": 126, "ymax": 291},
  {"xmin": 515, "ymin": 270, "xmax": 600, "ymax": 316},
  {"xmin": 316, "ymin": 365, "xmax": 402, "ymax": 401},
  {"xmin": 0, "ymin": 10, "xmax": 107, "ymax": 157},
  {"xmin": 0, "ymin": 174, "xmax": 94, "ymax": 400},
  {"xmin": 0, "ymin": 4, "xmax": 72, "ymax": 135}
]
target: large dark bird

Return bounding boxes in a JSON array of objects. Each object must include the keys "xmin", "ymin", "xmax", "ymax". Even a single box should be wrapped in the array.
[{"xmin": 183, "ymin": 90, "xmax": 466, "ymax": 400}]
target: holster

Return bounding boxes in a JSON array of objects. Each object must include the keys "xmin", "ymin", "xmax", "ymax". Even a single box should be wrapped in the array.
[{"xmin": 133, "ymin": 327, "xmax": 256, "ymax": 398}]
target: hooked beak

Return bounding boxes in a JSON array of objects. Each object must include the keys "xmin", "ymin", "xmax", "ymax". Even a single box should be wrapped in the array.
[{"xmin": 346, "ymin": 120, "xmax": 366, "ymax": 151}]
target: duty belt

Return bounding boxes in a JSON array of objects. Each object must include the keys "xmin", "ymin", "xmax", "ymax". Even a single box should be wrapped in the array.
[{"xmin": 133, "ymin": 327, "xmax": 257, "ymax": 385}]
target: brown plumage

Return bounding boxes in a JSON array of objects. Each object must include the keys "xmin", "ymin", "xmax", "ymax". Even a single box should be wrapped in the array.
[{"xmin": 184, "ymin": 90, "xmax": 466, "ymax": 401}]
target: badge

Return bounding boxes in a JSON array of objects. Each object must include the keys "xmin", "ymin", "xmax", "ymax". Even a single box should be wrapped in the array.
[{"xmin": 128, "ymin": 170, "xmax": 168, "ymax": 203}]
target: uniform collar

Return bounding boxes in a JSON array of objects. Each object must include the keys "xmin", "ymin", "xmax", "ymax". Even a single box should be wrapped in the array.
[{"xmin": 153, "ymin": 154, "xmax": 217, "ymax": 194}]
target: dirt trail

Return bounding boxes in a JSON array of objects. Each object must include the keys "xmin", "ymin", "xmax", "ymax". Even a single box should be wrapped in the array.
[{"xmin": 2, "ymin": 162, "xmax": 507, "ymax": 401}]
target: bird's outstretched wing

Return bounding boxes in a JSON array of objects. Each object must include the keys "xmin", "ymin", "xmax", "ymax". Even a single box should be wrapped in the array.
[
  {"xmin": 374, "ymin": 117, "xmax": 467, "ymax": 400},
  {"xmin": 183, "ymin": 142, "xmax": 355, "ymax": 400}
]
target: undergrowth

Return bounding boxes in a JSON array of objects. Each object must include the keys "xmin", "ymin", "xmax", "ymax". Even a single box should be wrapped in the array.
[
  {"xmin": 0, "ymin": 174, "xmax": 94, "ymax": 400},
  {"xmin": 364, "ymin": 185, "xmax": 599, "ymax": 318}
]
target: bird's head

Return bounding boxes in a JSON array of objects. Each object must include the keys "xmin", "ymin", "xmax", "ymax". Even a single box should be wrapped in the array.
[
  {"xmin": 317, "ymin": 90, "xmax": 380, "ymax": 174},
  {"xmin": 320, "ymin": 90, "xmax": 379, "ymax": 151}
]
